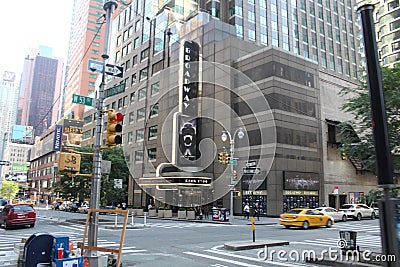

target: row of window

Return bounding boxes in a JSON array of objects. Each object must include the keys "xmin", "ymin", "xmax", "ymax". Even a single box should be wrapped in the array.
[{"xmin": 134, "ymin": 148, "xmax": 157, "ymax": 162}]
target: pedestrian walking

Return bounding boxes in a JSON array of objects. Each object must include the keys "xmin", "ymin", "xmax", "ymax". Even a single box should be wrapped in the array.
[
  {"xmin": 203, "ymin": 206, "xmax": 209, "ymax": 219},
  {"xmin": 253, "ymin": 202, "xmax": 260, "ymax": 221},
  {"xmin": 243, "ymin": 203, "xmax": 250, "ymax": 219}
]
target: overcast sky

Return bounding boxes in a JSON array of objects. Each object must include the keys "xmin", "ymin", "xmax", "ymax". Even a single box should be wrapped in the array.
[{"xmin": 0, "ymin": 0, "xmax": 74, "ymax": 79}]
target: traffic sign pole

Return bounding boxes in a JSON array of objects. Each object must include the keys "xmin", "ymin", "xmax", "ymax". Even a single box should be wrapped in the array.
[{"xmin": 87, "ymin": 1, "xmax": 117, "ymax": 263}]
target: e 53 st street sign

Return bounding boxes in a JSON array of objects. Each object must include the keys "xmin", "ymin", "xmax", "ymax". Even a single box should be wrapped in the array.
[{"xmin": 72, "ymin": 94, "xmax": 94, "ymax": 107}]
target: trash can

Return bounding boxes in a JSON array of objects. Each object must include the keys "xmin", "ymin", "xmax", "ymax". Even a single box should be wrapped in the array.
[
  {"xmin": 339, "ymin": 231, "xmax": 357, "ymax": 252},
  {"xmin": 219, "ymin": 208, "xmax": 229, "ymax": 222},
  {"xmin": 212, "ymin": 208, "xmax": 220, "ymax": 221}
]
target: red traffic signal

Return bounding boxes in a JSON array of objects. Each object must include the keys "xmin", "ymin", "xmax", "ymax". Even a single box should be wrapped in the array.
[{"xmin": 106, "ymin": 110, "xmax": 123, "ymax": 146}]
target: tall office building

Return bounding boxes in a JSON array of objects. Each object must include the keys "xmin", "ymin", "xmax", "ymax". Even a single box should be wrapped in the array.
[
  {"xmin": 18, "ymin": 47, "xmax": 64, "ymax": 138},
  {"xmin": 63, "ymin": 0, "xmax": 108, "ymax": 120},
  {"xmin": 81, "ymin": 1, "xmax": 378, "ymax": 214},
  {"xmin": 356, "ymin": 0, "xmax": 400, "ymax": 67},
  {"xmin": 0, "ymin": 71, "xmax": 19, "ymax": 161}
]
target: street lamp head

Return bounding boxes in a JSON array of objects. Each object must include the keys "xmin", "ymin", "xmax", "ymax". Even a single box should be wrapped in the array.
[
  {"xmin": 237, "ymin": 128, "xmax": 245, "ymax": 139},
  {"xmin": 221, "ymin": 131, "xmax": 228, "ymax": 142}
]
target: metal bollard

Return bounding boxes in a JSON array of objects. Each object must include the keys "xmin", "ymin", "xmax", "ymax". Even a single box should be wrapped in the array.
[
  {"xmin": 144, "ymin": 212, "xmax": 148, "ymax": 225},
  {"xmin": 114, "ymin": 212, "xmax": 118, "ymax": 226},
  {"xmin": 131, "ymin": 210, "xmax": 134, "ymax": 226}
]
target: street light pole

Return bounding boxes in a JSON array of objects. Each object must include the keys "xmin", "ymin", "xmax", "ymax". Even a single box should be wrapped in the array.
[
  {"xmin": 87, "ymin": 0, "xmax": 117, "ymax": 261},
  {"xmin": 222, "ymin": 128, "xmax": 244, "ymax": 224}
]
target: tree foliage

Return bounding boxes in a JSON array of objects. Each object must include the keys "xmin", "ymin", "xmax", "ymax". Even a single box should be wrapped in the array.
[
  {"xmin": 339, "ymin": 66, "xmax": 400, "ymax": 175},
  {"xmin": 52, "ymin": 146, "xmax": 130, "ymax": 205},
  {"xmin": 0, "ymin": 180, "xmax": 20, "ymax": 200}
]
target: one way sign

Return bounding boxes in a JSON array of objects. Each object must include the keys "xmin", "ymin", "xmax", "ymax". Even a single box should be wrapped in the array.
[{"xmin": 105, "ymin": 64, "xmax": 123, "ymax": 77}]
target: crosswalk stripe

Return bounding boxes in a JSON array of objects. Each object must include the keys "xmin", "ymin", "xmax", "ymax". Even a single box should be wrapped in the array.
[{"xmin": 184, "ymin": 251, "xmax": 263, "ymax": 267}]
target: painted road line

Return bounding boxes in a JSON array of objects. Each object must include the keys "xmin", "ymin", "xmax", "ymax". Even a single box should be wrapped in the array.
[{"xmin": 183, "ymin": 251, "xmax": 262, "ymax": 267}]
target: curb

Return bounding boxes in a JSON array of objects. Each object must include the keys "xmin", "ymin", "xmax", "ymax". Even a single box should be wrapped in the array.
[{"xmin": 224, "ymin": 240, "xmax": 290, "ymax": 251}]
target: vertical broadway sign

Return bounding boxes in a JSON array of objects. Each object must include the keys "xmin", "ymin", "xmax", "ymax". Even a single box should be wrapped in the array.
[{"xmin": 178, "ymin": 40, "xmax": 200, "ymax": 164}]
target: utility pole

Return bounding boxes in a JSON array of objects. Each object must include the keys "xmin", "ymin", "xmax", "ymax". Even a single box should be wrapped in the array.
[{"xmin": 87, "ymin": 0, "xmax": 117, "ymax": 263}]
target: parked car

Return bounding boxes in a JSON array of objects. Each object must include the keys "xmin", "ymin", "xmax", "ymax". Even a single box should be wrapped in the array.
[
  {"xmin": 66, "ymin": 202, "xmax": 81, "ymax": 212},
  {"xmin": 78, "ymin": 203, "xmax": 90, "ymax": 214},
  {"xmin": 280, "ymin": 208, "xmax": 334, "ymax": 229},
  {"xmin": 370, "ymin": 202, "xmax": 379, "ymax": 217},
  {"xmin": 315, "ymin": 207, "xmax": 347, "ymax": 222},
  {"xmin": 0, "ymin": 204, "xmax": 36, "ymax": 229},
  {"xmin": 339, "ymin": 204, "xmax": 376, "ymax": 220},
  {"xmin": 51, "ymin": 201, "xmax": 63, "ymax": 210}
]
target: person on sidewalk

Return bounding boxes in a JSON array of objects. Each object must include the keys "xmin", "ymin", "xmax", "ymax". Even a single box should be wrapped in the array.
[
  {"xmin": 243, "ymin": 203, "xmax": 250, "ymax": 220},
  {"xmin": 253, "ymin": 202, "xmax": 260, "ymax": 221},
  {"xmin": 203, "ymin": 206, "xmax": 209, "ymax": 219}
]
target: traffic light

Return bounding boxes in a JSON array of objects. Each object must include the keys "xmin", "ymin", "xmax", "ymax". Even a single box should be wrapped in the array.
[
  {"xmin": 224, "ymin": 152, "xmax": 230, "ymax": 164},
  {"xmin": 218, "ymin": 152, "xmax": 224, "ymax": 164},
  {"xmin": 341, "ymin": 152, "xmax": 347, "ymax": 160},
  {"xmin": 106, "ymin": 109, "xmax": 123, "ymax": 146},
  {"xmin": 233, "ymin": 170, "xmax": 238, "ymax": 180}
]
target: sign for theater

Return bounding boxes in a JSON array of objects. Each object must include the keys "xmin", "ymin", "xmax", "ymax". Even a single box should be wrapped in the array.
[{"xmin": 283, "ymin": 171, "xmax": 320, "ymax": 191}]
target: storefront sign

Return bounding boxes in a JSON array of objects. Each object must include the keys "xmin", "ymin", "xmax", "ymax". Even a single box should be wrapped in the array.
[
  {"xmin": 283, "ymin": 171, "xmax": 320, "ymax": 190},
  {"xmin": 243, "ymin": 190, "xmax": 267, "ymax": 196},
  {"xmin": 53, "ymin": 125, "xmax": 63, "ymax": 151},
  {"xmin": 283, "ymin": 190, "xmax": 319, "ymax": 196},
  {"xmin": 177, "ymin": 40, "xmax": 200, "ymax": 165}
]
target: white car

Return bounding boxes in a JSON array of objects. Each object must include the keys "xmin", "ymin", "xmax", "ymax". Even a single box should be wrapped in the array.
[
  {"xmin": 339, "ymin": 204, "xmax": 376, "ymax": 220},
  {"xmin": 78, "ymin": 204, "xmax": 90, "ymax": 213},
  {"xmin": 315, "ymin": 207, "xmax": 347, "ymax": 222},
  {"xmin": 370, "ymin": 202, "xmax": 379, "ymax": 217}
]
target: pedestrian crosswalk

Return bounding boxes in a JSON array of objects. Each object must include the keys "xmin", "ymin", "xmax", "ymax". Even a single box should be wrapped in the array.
[
  {"xmin": 292, "ymin": 234, "xmax": 381, "ymax": 250},
  {"xmin": 144, "ymin": 222, "xmax": 227, "ymax": 229},
  {"xmin": 329, "ymin": 222, "xmax": 381, "ymax": 234},
  {"xmin": 0, "ymin": 227, "xmax": 147, "ymax": 257},
  {"xmin": 183, "ymin": 246, "xmax": 321, "ymax": 267}
]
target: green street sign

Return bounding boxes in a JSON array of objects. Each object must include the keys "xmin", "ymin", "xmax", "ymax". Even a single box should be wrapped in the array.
[
  {"xmin": 72, "ymin": 94, "xmax": 94, "ymax": 107},
  {"xmin": 229, "ymin": 159, "xmax": 237, "ymax": 165},
  {"xmin": 105, "ymin": 83, "xmax": 126, "ymax": 98}
]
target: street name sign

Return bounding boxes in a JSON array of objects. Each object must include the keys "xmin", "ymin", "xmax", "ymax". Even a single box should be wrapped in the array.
[
  {"xmin": 88, "ymin": 59, "xmax": 103, "ymax": 73},
  {"xmin": 105, "ymin": 83, "xmax": 126, "ymax": 98},
  {"xmin": 228, "ymin": 159, "xmax": 237, "ymax": 165},
  {"xmin": 72, "ymin": 94, "xmax": 94, "ymax": 107},
  {"xmin": 245, "ymin": 160, "xmax": 257, "ymax": 168},
  {"xmin": 105, "ymin": 64, "xmax": 123, "ymax": 77},
  {"xmin": 243, "ymin": 167, "xmax": 261, "ymax": 175}
]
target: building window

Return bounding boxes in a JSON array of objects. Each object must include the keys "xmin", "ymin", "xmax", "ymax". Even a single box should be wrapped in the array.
[
  {"xmin": 126, "ymin": 59, "xmax": 131, "ymax": 70},
  {"xmin": 150, "ymin": 82, "xmax": 159, "ymax": 96},
  {"xmin": 138, "ymin": 87, "xmax": 146, "ymax": 100},
  {"xmin": 147, "ymin": 148, "xmax": 157, "ymax": 161},
  {"xmin": 130, "ymin": 92, "xmax": 135, "ymax": 103},
  {"xmin": 152, "ymin": 60, "xmax": 163, "ymax": 74},
  {"xmin": 127, "ymin": 131, "xmax": 133, "ymax": 143},
  {"xmin": 137, "ymin": 107, "xmax": 146, "ymax": 120},
  {"xmin": 132, "ymin": 55, "xmax": 137, "ymax": 65},
  {"xmin": 149, "ymin": 103, "xmax": 159, "ymax": 118},
  {"xmin": 136, "ymin": 128, "xmax": 144, "ymax": 141},
  {"xmin": 118, "ymin": 98, "xmax": 123, "ymax": 109},
  {"xmin": 148, "ymin": 125, "xmax": 158, "ymax": 139},
  {"xmin": 141, "ymin": 48, "xmax": 149, "ymax": 61},
  {"xmin": 131, "ymin": 73, "xmax": 137, "ymax": 85},
  {"xmin": 135, "ymin": 150, "xmax": 144, "ymax": 162},
  {"xmin": 139, "ymin": 68, "xmax": 148, "ymax": 81},
  {"xmin": 129, "ymin": 111, "xmax": 134, "ymax": 123},
  {"xmin": 135, "ymin": 20, "xmax": 141, "ymax": 32}
]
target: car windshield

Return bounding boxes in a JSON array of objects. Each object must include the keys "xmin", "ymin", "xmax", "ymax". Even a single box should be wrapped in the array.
[
  {"xmin": 286, "ymin": 209, "xmax": 303, "ymax": 214},
  {"xmin": 341, "ymin": 204, "xmax": 354, "ymax": 209},
  {"xmin": 12, "ymin": 205, "xmax": 34, "ymax": 212}
]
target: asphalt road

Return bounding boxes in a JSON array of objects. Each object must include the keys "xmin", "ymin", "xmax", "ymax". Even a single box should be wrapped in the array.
[{"xmin": 0, "ymin": 209, "xmax": 382, "ymax": 267}]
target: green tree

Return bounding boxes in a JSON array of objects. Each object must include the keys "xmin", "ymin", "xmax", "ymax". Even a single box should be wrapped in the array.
[
  {"xmin": 0, "ymin": 180, "xmax": 20, "ymax": 201},
  {"xmin": 52, "ymin": 146, "xmax": 129, "ymax": 205},
  {"xmin": 339, "ymin": 66, "xmax": 400, "ymax": 174}
]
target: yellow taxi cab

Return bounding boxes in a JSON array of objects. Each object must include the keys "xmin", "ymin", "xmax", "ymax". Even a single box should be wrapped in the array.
[{"xmin": 279, "ymin": 208, "xmax": 334, "ymax": 229}]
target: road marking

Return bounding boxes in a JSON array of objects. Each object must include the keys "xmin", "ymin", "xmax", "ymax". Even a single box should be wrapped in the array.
[{"xmin": 183, "ymin": 251, "xmax": 262, "ymax": 267}]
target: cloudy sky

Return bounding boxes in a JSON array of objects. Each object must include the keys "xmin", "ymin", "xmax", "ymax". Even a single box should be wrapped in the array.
[{"xmin": 0, "ymin": 0, "xmax": 74, "ymax": 78}]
